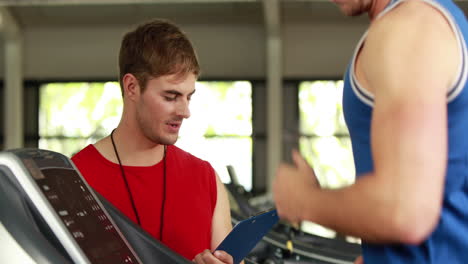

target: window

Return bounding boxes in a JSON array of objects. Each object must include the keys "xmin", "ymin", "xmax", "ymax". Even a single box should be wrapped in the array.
[
  {"xmin": 177, "ymin": 81, "xmax": 252, "ymax": 190},
  {"xmin": 298, "ymin": 80, "xmax": 358, "ymax": 241},
  {"xmin": 39, "ymin": 82, "xmax": 122, "ymax": 157},
  {"xmin": 39, "ymin": 81, "xmax": 253, "ymax": 190},
  {"xmin": 299, "ymin": 80, "xmax": 355, "ymax": 188}
]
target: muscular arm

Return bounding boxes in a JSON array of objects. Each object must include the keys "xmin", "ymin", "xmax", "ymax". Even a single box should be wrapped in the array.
[{"xmin": 278, "ymin": 1, "xmax": 458, "ymax": 244}]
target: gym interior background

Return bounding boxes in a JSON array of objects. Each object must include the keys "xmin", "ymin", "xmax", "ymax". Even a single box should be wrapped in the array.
[{"xmin": 2, "ymin": 0, "xmax": 467, "ymax": 241}]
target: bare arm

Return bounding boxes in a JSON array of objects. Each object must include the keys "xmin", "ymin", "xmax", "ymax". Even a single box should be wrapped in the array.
[
  {"xmin": 193, "ymin": 172, "xmax": 234, "ymax": 263},
  {"xmin": 211, "ymin": 172, "xmax": 233, "ymax": 250},
  {"xmin": 274, "ymin": 1, "xmax": 457, "ymax": 244}
]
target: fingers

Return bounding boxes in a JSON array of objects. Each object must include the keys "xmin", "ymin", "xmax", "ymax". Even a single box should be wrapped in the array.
[
  {"xmin": 193, "ymin": 249, "xmax": 212, "ymax": 264},
  {"xmin": 291, "ymin": 149, "xmax": 320, "ymax": 186},
  {"xmin": 193, "ymin": 251, "xmax": 204, "ymax": 264},
  {"xmin": 193, "ymin": 249, "xmax": 234, "ymax": 264},
  {"xmin": 213, "ymin": 250, "xmax": 233, "ymax": 264},
  {"xmin": 354, "ymin": 255, "xmax": 364, "ymax": 264},
  {"xmin": 291, "ymin": 149, "xmax": 312, "ymax": 172}
]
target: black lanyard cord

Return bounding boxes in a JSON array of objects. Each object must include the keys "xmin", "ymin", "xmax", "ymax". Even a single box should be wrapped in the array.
[{"xmin": 110, "ymin": 129, "xmax": 167, "ymax": 241}]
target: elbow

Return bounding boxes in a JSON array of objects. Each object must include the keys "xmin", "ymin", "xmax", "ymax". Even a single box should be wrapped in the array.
[
  {"xmin": 388, "ymin": 202, "xmax": 441, "ymax": 245},
  {"xmin": 394, "ymin": 219, "xmax": 436, "ymax": 245}
]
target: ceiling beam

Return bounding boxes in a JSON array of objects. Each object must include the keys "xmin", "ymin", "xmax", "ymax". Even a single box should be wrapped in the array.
[
  {"xmin": 1, "ymin": 0, "xmax": 467, "ymax": 6},
  {"xmin": 0, "ymin": 0, "xmax": 257, "ymax": 6}
]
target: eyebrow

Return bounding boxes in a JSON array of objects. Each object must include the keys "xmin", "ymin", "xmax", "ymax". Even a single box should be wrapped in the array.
[{"xmin": 164, "ymin": 89, "xmax": 196, "ymax": 97}]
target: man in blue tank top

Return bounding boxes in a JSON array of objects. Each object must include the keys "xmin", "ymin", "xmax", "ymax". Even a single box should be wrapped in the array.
[{"xmin": 273, "ymin": 0, "xmax": 468, "ymax": 263}]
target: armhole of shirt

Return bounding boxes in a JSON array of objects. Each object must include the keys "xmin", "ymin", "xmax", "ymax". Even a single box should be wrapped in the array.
[
  {"xmin": 418, "ymin": 0, "xmax": 468, "ymax": 103},
  {"xmin": 349, "ymin": 0, "xmax": 467, "ymax": 106}
]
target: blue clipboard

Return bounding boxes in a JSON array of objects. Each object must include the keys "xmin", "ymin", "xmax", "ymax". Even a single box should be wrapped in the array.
[{"xmin": 215, "ymin": 209, "xmax": 279, "ymax": 264}]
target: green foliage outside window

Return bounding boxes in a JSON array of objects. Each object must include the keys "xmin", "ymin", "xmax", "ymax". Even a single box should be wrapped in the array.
[
  {"xmin": 39, "ymin": 82, "xmax": 122, "ymax": 156},
  {"xmin": 298, "ymin": 81, "xmax": 359, "ymax": 242},
  {"xmin": 299, "ymin": 81, "xmax": 355, "ymax": 189},
  {"xmin": 178, "ymin": 81, "xmax": 252, "ymax": 190},
  {"xmin": 39, "ymin": 81, "xmax": 253, "ymax": 190}
]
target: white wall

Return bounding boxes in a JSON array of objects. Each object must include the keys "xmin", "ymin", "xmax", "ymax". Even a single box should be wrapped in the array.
[
  {"xmin": 0, "ymin": 22, "xmax": 366, "ymax": 80},
  {"xmin": 283, "ymin": 23, "xmax": 365, "ymax": 79}
]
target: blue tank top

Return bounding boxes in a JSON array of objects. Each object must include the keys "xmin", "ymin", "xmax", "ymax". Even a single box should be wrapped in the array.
[{"xmin": 343, "ymin": 0, "xmax": 468, "ymax": 263}]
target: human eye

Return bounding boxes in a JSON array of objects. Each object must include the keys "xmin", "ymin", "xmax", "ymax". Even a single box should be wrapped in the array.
[
  {"xmin": 164, "ymin": 94, "xmax": 178, "ymax": 101},
  {"xmin": 188, "ymin": 90, "xmax": 196, "ymax": 101}
]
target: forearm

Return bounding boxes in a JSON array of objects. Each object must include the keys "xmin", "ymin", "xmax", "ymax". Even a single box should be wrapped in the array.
[{"xmin": 301, "ymin": 173, "xmax": 436, "ymax": 244}]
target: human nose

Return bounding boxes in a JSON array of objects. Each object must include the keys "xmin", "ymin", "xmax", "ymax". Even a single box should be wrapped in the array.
[{"xmin": 176, "ymin": 99, "xmax": 191, "ymax": 119}]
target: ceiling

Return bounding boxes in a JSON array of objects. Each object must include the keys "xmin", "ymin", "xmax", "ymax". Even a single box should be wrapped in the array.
[
  {"xmin": 1, "ymin": 0, "xmax": 373, "ymax": 29},
  {"xmin": 1, "ymin": 0, "xmax": 467, "ymax": 29}
]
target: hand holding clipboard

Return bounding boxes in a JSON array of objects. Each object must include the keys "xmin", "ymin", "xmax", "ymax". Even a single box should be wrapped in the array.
[{"xmin": 215, "ymin": 209, "xmax": 279, "ymax": 264}]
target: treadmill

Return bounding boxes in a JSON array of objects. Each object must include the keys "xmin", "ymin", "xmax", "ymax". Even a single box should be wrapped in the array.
[{"xmin": 0, "ymin": 148, "xmax": 193, "ymax": 264}]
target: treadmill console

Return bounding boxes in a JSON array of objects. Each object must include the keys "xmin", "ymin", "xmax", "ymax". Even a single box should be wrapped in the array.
[{"xmin": 0, "ymin": 149, "xmax": 141, "ymax": 264}]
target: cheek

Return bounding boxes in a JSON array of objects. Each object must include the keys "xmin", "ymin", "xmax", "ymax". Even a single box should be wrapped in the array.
[
  {"xmin": 149, "ymin": 101, "xmax": 176, "ymax": 122},
  {"xmin": 153, "ymin": 101, "xmax": 172, "ymax": 115},
  {"xmin": 142, "ymin": 95, "xmax": 166, "ymax": 113},
  {"xmin": 138, "ymin": 99, "xmax": 161, "ymax": 122}
]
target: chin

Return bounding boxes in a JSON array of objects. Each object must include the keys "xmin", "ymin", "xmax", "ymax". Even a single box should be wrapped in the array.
[
  {"xmin": 147, "ymin": 134, "xmax": 177, "ymax": 146},
  {"xmin": 160, "ymin": 136, "xmax": 178, "ymax": 146}
]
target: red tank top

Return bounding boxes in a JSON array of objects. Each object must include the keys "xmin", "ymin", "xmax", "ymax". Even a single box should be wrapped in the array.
[{"xmin": 71, "ymin": 144, "xmax": 217, "ymax": 260}]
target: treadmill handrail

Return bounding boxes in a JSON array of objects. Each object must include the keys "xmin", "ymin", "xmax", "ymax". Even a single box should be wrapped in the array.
[{"xmin": 0, "ymin": 152, "xmax": 90, "ymax": 264}]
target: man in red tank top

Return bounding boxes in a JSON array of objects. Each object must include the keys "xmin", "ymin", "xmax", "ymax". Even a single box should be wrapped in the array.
[{"xmin": 71, "ymin": 19, "xmax": 233, "ymax": 264}]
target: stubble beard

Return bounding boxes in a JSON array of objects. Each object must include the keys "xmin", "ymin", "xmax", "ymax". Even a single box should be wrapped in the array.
[
  {"xmin": 148, "ymin": 131, "xmax": 177, "ymax": 146},
  {"xmin": 143, "ymin": 125, "xmax": 178, "ymax": 146},
  {"xmin": 136, "ymin": 116, "xmax": 179, "ymax": 146}
]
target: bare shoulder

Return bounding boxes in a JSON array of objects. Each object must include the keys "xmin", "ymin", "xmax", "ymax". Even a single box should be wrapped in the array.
[
  {"xmin": 93, "ymin": 137, "xmax": 108, "ymax": 152},
  {"xmin": 368, "ymin": 0, "xmax": 455, "ymax": 41},
  {"xmin": 92, "ymin": 137, "xmax": 115, "ymax": 161},
  {"xmin": 361, "ymin": 0, "xmax": 459, "ymax": 96}
]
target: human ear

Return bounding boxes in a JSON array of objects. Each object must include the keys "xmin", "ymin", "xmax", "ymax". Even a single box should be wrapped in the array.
[{"xmin": 122, "ymin": 73, "xmax": 140, "ymax": 100}]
